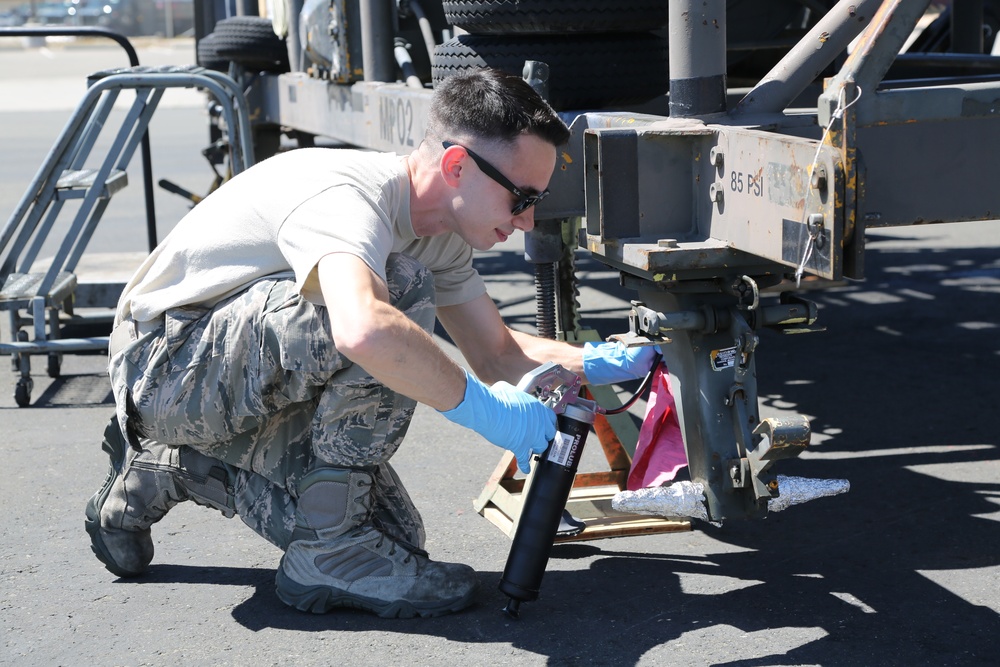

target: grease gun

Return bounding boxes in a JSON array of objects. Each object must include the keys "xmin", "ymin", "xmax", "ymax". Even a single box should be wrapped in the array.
[{"xmin": 499, "ymin": 362, "xmax": 600, "ymax": 618}]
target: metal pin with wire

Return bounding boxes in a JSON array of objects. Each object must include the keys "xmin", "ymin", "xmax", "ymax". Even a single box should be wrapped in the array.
[{"xmin": 795, "ymin": 84, "xmax": 862, "ymax": 287}]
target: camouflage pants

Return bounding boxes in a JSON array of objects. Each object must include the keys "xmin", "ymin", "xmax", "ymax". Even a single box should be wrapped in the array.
[{"xmin": 108, "ymin": 254, "xmax": 435, "ymax": 549}]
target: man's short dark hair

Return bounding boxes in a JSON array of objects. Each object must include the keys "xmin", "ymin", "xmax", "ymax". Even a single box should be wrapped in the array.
[{"xmin": 427, "ymin": 68, "xmax": 571, "ymax": 148}]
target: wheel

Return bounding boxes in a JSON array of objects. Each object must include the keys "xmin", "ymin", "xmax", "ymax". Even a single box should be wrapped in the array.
[
  {"xmin": 14, "ymin": 377, "xmax": 32, "ymax": 408},
  {"xmin": 432, "ymin": 33, "xmax": 670, "ymax": 110},
  {"xmin": 212, "ymin": 16, "xmax": 290, "ymax": 73},
  {"xmin": 196, "ymin": 32, "xmax": 229, "ymax": 72},
  {"xmin": 443, "ymin": 0, "xmax": 669, "ymax": 34},
  {"xmin": 46, "ymin": 353, "xmax": 61, "ymax": 379},
  {"xmin": 724, "ymin": 0, "xmax": 833, "ymax": 84}
]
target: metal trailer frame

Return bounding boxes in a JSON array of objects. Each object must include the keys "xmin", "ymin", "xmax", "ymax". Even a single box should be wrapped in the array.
[
  {"xmin": 577, "ymin": 0, "xmax": 1000, "ymax": 521},
  {"xmin": 216, "ymin": 0, "xmax": 999, "ymax": 521}
]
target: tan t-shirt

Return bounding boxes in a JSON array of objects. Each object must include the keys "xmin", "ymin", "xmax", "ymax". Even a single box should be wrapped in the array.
[{"xmin": 118, "ymin": 148, "xmax": 486, "ymax": 324}]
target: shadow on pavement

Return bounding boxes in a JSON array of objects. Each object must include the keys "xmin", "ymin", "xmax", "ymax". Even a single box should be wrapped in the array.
[
  {"xmin": 31, "ymin": 373, "xmax": 114, "ymax": 407},
  {"xmin": 74, "ymin": 236, "xmax": 1000, "ymax": 665},
  {"xmin": 437, "ymin": 238, "xmax": 998, "ymax": 664}
]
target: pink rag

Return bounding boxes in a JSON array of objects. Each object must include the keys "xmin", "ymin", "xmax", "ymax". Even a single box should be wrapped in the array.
[{"xmin": 627, "ymin": 363, "xmax": 688, "ymax": 490}]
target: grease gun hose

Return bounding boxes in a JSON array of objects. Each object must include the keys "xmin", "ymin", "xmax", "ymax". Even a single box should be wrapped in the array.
[{"xmin": 601, "ymin": 350, "xmax": 663, "ymax": 415}]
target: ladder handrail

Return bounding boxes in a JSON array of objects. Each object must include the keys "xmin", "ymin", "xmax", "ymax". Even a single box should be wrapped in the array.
[
  {"xmin": 4, "ymin": 68, "xmax": 254, "ymax": 297},
  {"xmin": 0, "ymin": 27, "xmax": 159, "ymax": 250}
]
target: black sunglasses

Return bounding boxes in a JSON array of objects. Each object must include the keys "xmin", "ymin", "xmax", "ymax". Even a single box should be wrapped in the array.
[{"xmin": 442, "ymin": 141, "xmax": 549, "ymax": 215}]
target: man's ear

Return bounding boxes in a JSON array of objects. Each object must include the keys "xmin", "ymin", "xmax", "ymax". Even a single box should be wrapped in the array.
[{"xmin": 440, "ymin": 144, "xmax": 465, "ymax": 187}]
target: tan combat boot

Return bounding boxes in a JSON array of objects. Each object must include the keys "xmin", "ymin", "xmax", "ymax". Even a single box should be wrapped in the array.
[
  {"xmin": 85, "ymin": 418, "xmax": 237, "ymax": 577},
  {"xmin": 276, "ymin": 467, "xmax": 478, "ymax": 618}
]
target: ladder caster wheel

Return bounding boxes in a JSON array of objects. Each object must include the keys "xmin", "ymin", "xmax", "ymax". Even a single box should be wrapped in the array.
[
  {"xmin": 14, "ymin": 377, "xmax": 33, "ymax": 407},
  {"xmin": 47, "ymin": 353, "xmax": 61, "ymax": 379}
]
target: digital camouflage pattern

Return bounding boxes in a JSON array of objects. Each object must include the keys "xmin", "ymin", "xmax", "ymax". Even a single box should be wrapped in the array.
[{"xmin": 107, "ymin": 254, "xmax": 435, "ymax": 551}]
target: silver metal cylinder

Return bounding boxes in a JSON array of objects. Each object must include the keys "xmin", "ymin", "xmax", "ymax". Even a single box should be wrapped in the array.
[
  {"xmin": 360, "ymin": 0, "xmax": 395, "ymax": 82},
  {"xmin": 668, "ymin": 0, "xmax": 727, "ymax": 117},
  {"xmin": 562, "ymin": 400, "xmax": 597, "ymax": 426}
]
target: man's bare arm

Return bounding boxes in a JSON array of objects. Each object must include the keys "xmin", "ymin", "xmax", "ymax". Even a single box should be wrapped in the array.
[
  {"xmin": 319, "ymin": 255, "xmax": 557, "ymax": 470},
  {"xmin": 317, "ymin": 253, "xmax": 466, "ymax": 411},
  {"xmin": 436, "ymin": 292, "xmax": 585, "ymax": 385}
]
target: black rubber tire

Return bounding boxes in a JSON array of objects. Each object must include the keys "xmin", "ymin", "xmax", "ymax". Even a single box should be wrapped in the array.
[
  {"xmin": 46, "ymin": 353, "xmax": 61, "ymax": 379},
  {"xmin": 442, "ymin": 0, "xmax": 668, "ymax": 34},
  {"xmin": 14, "ymin": 378, "xmax": 31, "ymax": 408},
  {"xmin": 432, "ymin": 33, "xmax": 670, "ymax": 110},
  {"xmin": 212, "ymin": 16, "xmax": 289, "ymax": 73},
  {"xmin": 196, "ymin": 32, "xmax": 229, "ymax": 72},
  {"xmin": 725, "ymin": 0, "xmax": 812, "ymax": 45}
]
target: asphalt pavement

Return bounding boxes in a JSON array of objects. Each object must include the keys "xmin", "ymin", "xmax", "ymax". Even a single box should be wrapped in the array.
[{"xmin": 1, "ymin": 36, "xmax": 998, "ymax": 667}]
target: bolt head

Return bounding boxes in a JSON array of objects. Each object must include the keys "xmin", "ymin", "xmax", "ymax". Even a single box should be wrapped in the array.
[
  {"xmin": 710, "ymin": 183, "xmax": 724, "ymax": 203},
  {"xmin": 810, "ymin": 166, "xmax": 828, "ymax": 191}
]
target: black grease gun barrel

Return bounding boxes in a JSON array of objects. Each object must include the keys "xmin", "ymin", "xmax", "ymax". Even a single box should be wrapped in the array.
[{"xmin": 499, "ymin": 398, "xmax": 597, "ymax": 617}]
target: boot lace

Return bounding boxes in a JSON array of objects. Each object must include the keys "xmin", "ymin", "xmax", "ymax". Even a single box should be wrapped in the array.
[{"xmin": 349, "ymin": 477, "xmax": 427, "ymax": 564}]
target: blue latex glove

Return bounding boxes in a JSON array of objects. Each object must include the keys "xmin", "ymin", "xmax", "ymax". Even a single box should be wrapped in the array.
[
  {"xmin": 582, "ymin": 341, "xmax": 659, "ymax": 385},
  {"xmin": 439, "ymin": 369, "xmax": 556, "ymax": 473}
]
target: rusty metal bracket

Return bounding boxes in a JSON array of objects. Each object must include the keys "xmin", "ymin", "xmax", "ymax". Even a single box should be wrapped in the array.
[
  {"xmin": 751, "ymin": 416, "xmax": 812, "ymax": 467},
  {"xmin": 728, "ymin": 415, "xmax": 811, "ymax": 503}
]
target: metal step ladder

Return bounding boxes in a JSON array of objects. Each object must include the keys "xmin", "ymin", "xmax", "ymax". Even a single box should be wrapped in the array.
[{"xmin": 0, "ymin": 64, "xmax": 254, "ymax": 406}]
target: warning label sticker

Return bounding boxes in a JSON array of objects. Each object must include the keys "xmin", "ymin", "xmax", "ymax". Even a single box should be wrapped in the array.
[
  {"xmin": 711, "ymin": 346, "xmax": 740, "ymax": 371},
  {"xmin": 549, "ymin": 431, "xmax": 577, "ymax": 467}
]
